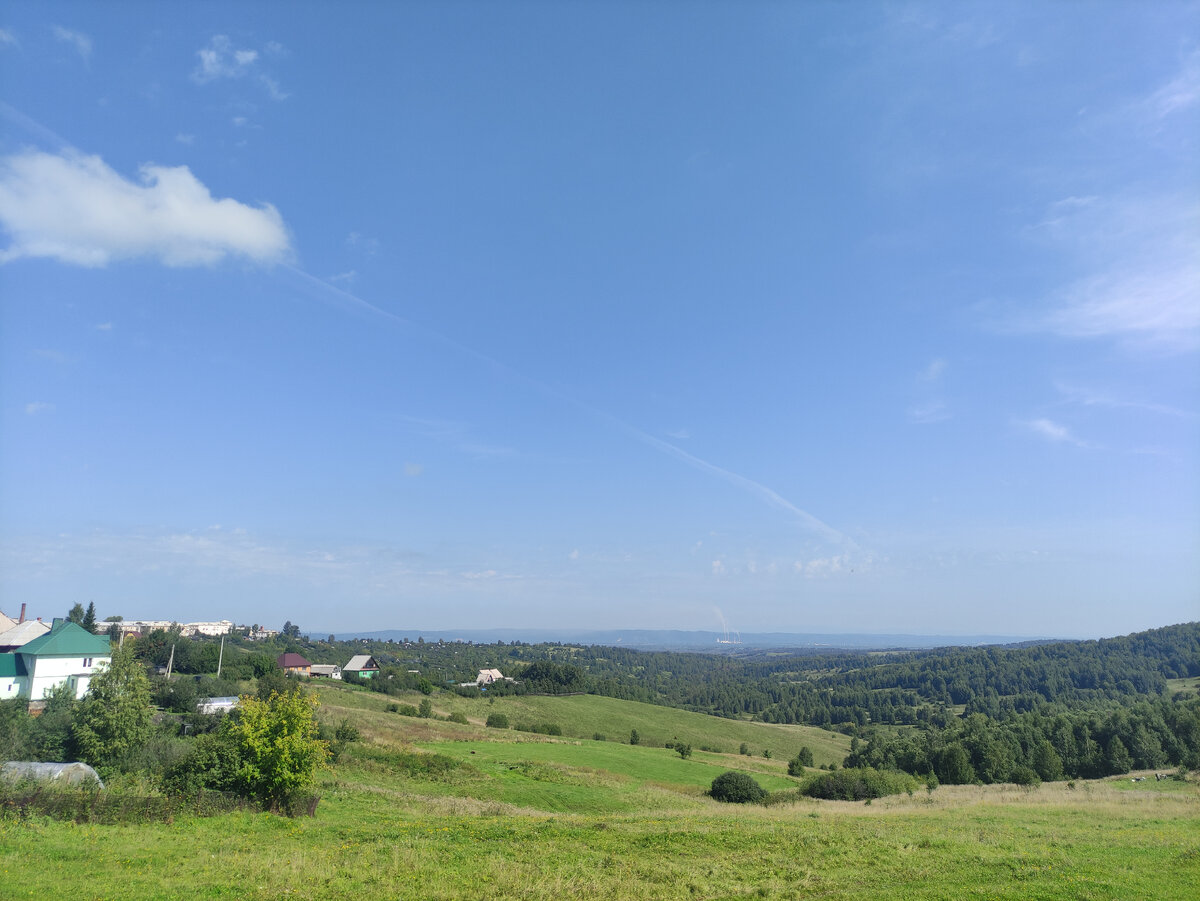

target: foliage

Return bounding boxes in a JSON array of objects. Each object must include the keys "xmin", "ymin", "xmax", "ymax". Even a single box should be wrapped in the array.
[
  {"xmin": 787, "ymin": 746, "xmax": 814, "ymax": 775},
  {"xmin": 81, "ymin": 602, "xmax": 97, "ymax": 633},
  {"xmin": 0, "ymin": 779, "xmax": 258, "ymax": 824},
  {"xmin": 629, "ymin": 728, "xmax": 640, "ymax": 745},
  {"xmin": 486, "ymin": 713, "xmax": 509, "ymax": 729},
  {"xmin": 518, "ymin": 660, "xmax": 586, "ymax": 694},
  {"xmin": 226, "ymin": 691, "xmax": 330, "ymax": 811},
  {"xmin": 418, "ymin": 698, "xmax": 433, "ymax": 718},
  {"xmin": 709, "ymin": 770, "xmax": 767, "ymax": 803},
  {"xmin": 71, "ymin": 645, "xmax": 153, "ymax": 772},
  {"xmin": 801, "ymin": 766, "xmax": 920, "ymax": 801}
]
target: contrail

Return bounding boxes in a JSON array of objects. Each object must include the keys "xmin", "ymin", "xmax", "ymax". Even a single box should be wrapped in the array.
[{"xmin": 282, "ymin": 266, "xmax": 857, "ymax": 549}]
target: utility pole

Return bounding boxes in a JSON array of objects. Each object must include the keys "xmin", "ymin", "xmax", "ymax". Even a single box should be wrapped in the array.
[
  {"xmin": 216, "ymin": 634, "xmax": 225, "ymax": 678},
  {"xmin": 166, "ymin": 643, "xmax": 175, "ymax": 679}
]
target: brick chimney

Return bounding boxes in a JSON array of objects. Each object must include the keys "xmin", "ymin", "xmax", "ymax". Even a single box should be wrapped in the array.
[{"xmin": 18, "ymin": 603, "xmax": 26, "ymax": 623}]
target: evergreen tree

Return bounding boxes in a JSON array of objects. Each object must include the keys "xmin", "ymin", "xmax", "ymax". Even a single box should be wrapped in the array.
[{"xmin": 81, "ymin": 601, "xmax": 97, "ymax": 633}]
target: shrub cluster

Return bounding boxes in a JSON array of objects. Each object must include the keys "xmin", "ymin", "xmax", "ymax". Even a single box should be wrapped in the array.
[
  {"xmin": 709, "ymin": 770, "xmax": 766, "ymax": 804},
  {"xmin": 800, "ymin": 766, "xmax": 920, "ymax": 801}
]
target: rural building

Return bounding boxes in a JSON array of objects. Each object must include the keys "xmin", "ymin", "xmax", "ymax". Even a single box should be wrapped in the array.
[
  {"xmin": 197, "ymin": 696, "xmax": 239, "ymax": 715},
  {"xmin": 276, "ymin": 652, "xmax": 312, "ymax": 676},
  {"xmin": 343, "ymin": 655, "xmax": 380, "ymax": 680},
  {"xmin": 310, "ymin": 664, "xmax": 342, "ymax": 679},
  {"xmin": 476, "ymin": 668, "xmax": 505, "ymax": 685},
  {"xmin": 0, "ymin": 620, "xmax": 112, "ymax": 700},
  {"xmin": 0, "ymin": 618, "xmax": 51, "ymax": 652}
]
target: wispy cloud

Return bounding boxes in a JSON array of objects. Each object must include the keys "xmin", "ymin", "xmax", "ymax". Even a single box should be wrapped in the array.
[
  {"xmin": 192, "ymin": 35, "xmax": 258, "ymax": 82},
  {"xmin": 918, "ymin": 358, "xmax": 946, "ymax": 382},
  {"xmin": 908, "ymin": 401, "xmax": 949, "ymax": 424},
  {"xmin": 909, "ymin": 358, "xmax": 950, "ymax": 423},
  {"xmin": 1054, "ymin": 382, "xmax": 1194, "ymax": 419},
  {"xmin": 25, "ymin": 401, "xmax": 53, "ymax": 415},
  {"xmin": 192, "ymin": 35, "xmax": 289, "ymax": 100},
  {"xmin": 1148, "ymin": 50, "xmax": 1200, "ymax": 119},
  {"xmin": 94, "ymin": 322, "xmax": 112, "ymax": 331},
  {"xmin": 0, "ymin": 150, "xmax": 291, "ymax": 267},
  {"xmin": 1015, "ymin": 192, "xmax": 1199, "ymax": 353},
  {"xmin": 1019, "ymin": 417, "xmax": 1094, "ymax": 449},
  {"xmin": 0, "ymin": 28, "xmax": 18, "ymax": 47},
  {"xmin": 52, "ymin": 26, "xmax": 91, "ymax": 62}
]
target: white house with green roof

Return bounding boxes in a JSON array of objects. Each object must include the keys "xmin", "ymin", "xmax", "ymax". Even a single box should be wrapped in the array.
[{"xmin": 0, "ymin": 620, "xmax": 112, "ymax": 701}]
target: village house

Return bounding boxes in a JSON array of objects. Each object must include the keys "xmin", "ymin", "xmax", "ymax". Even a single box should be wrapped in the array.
[
  {"xmin": 0, "ymin": 619, "xmax": 112, "ymax": 701},
  {"xmin": 0, "ymin": 606, "xmax": 51, "ymax": 653},
  {"xmin": 276, "ymin": 652, "xmax": 312, "ymax": 676},
  {"xmin": 343, "ymin": 655, "xmax": 380, "ymax": 680},
  {"xmin": 309, "ymin": 664, "xmax": 342, "ymax": 680}
]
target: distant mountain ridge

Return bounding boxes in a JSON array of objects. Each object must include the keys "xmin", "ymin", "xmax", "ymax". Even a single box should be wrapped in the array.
[{"xmin": 329, "ymin": 627, "xmax": 1055, "ymax": 651}]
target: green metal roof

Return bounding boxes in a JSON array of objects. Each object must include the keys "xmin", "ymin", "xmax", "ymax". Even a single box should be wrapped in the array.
[
  {"xmin": 0, "ymin": 653, "xmax": 27, "ymax": 677},
  {"xmin": 18, "ymin": 621, "xmax": 111, "ymax": 658}
]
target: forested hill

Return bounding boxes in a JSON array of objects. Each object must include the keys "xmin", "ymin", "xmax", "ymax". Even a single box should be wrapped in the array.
[{"xmin": 809, "ymin": 622, "xmax": 1200, "ymax": 718}]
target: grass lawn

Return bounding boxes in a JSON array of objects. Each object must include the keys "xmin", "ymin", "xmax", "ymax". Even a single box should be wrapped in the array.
[{"xmin": 3, "ymin": 687, "xmax": 1196, "ymax": 899}]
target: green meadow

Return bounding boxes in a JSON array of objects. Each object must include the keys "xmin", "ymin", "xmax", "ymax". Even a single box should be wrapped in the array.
[{"xmin": 2, "ymin": 685, "xmax": 1197, "ymax": 900}]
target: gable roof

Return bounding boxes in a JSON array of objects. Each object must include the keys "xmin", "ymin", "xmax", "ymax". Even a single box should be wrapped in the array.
[
  {"xmin": 0, "ymin": 654, "xmax": 28, "ymax": 678},
  {"xmin": 19, "ymin": 621, "xmax": 110, "ymax": 658},
  {"xmin": 0, "ymin": 612, "xmax": 15, "ymax": 633},
  {"xmin": 277, "ymin": 652, "xmax": 311, "ymax": 668},
  {"xmin": 344, "ymin": 655, "xmax": 379, "ymax": 671},
  {"xmin": 0, "ymin": 619, "xmax": 51, "ymax": 649}
]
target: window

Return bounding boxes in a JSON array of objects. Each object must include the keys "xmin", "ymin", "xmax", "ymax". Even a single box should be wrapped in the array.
[{"xmin": 82, "ymin": 658, "xmax": 93, "ymax": 668}]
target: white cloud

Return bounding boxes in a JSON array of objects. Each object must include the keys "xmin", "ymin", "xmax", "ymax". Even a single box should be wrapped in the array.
[
  {"xmin": 192, "ymin": 35, "xmax": 257, "ymax": 82},
  {"xmin": 0, "ymin": 28, "xmax": 18, "ymax": 47},
  {"xmin": 25, "ymin": 401, "xmax": 53, "ymax": 415},
  {"xmin": 908, "ymin": 401, "xmax": 949, "ymax": 424},
  {"xmin": 1148, "ymin": 50, "xmax": 1200, "ymax": 119},
  {"xmin": 1054, "ymin": 382, "xmax": 1194, "ymax": 419},
  {"xmin": 1020, "ymin": 193, "xmax": 1199, "ymax": 353},
  {"xmin": 174, "ymin": 133, "xmax": 195, "ymax": 145},
  {"xmin": 94, "ymin": 322, "xmax": 112, "ymax": 331},
  {"xmin": 52, "ymin": 26, "xmax": 91, "ymax": 61},
  {"xmin": 711, "ymin": 559, "xmax": 726, "ymax": 576},
  {"xmin": 1020, "ymin": 418, "xmax": 1094, "ymax": 449},
  {"xmin": 0, "ymin": 150, "xmax": 291, "ymax": 267},
  {"xmin": 568, "ymin": 549, "xmax": 579, "ymax": 561},
  {"xmin": 403, "ymin": 462, "xmax": 423, "ymax": 477},
  {"xmin": 193, "ymin": 35, "xmax": 288, "ymax": 101},
  {"xmin": 918, "ymin": 358, "xmax": 946, "ymax": 382},
  {"xmin": 797, "ymin": 554, "xmax": 846, "ymax": 578}
]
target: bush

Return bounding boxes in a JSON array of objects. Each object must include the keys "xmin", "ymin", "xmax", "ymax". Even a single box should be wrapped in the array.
[
  {"xmin": 710, "ymin": 771, "xmax": 767, "ymax": 804},
  {"xmin": 485, "ymin": 713, "xmax": 509, "ymax": 729},
  {"xmin": 446, "ymin": 712, "xmax": 469, "ymax": 725},
  {"xmin": 739, "ymin": 742, "xmax": 750, "ymax": 756},
  {"xmin": 788, "ymin": 747, "xmax": 815, "ymax": 775},
  {"xmin": 593, "ymin": 733, "xmax": 606, "ymax": 742},
  {"xmin": 801, "ymin": 767, "xmax": 919, "ymax": 801}
]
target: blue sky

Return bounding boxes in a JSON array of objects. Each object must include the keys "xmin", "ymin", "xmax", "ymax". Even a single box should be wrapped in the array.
[{"xmin": 1, "ymin": 2, "xmax": 1197, "ymax": 638}]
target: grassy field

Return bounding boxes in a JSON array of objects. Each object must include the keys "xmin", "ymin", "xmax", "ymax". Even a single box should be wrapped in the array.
[
  {"xmin": 309, "ymin": 682, "xmax": 853, "ymax": 765},
  {"xmin": 2, "ymin": 685, "xmax": 1197, "ymax": 900}
]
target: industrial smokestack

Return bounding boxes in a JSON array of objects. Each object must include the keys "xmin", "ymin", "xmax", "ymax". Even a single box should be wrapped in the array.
[{"xmin": 19, "ymin": 603, "xmax": 26, "ymax": 623}]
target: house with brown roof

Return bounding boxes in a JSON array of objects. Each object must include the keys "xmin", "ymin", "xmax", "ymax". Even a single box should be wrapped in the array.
[{"xmin": 276, "ymin": 652, "xmax": 312, "ymax": 676}]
